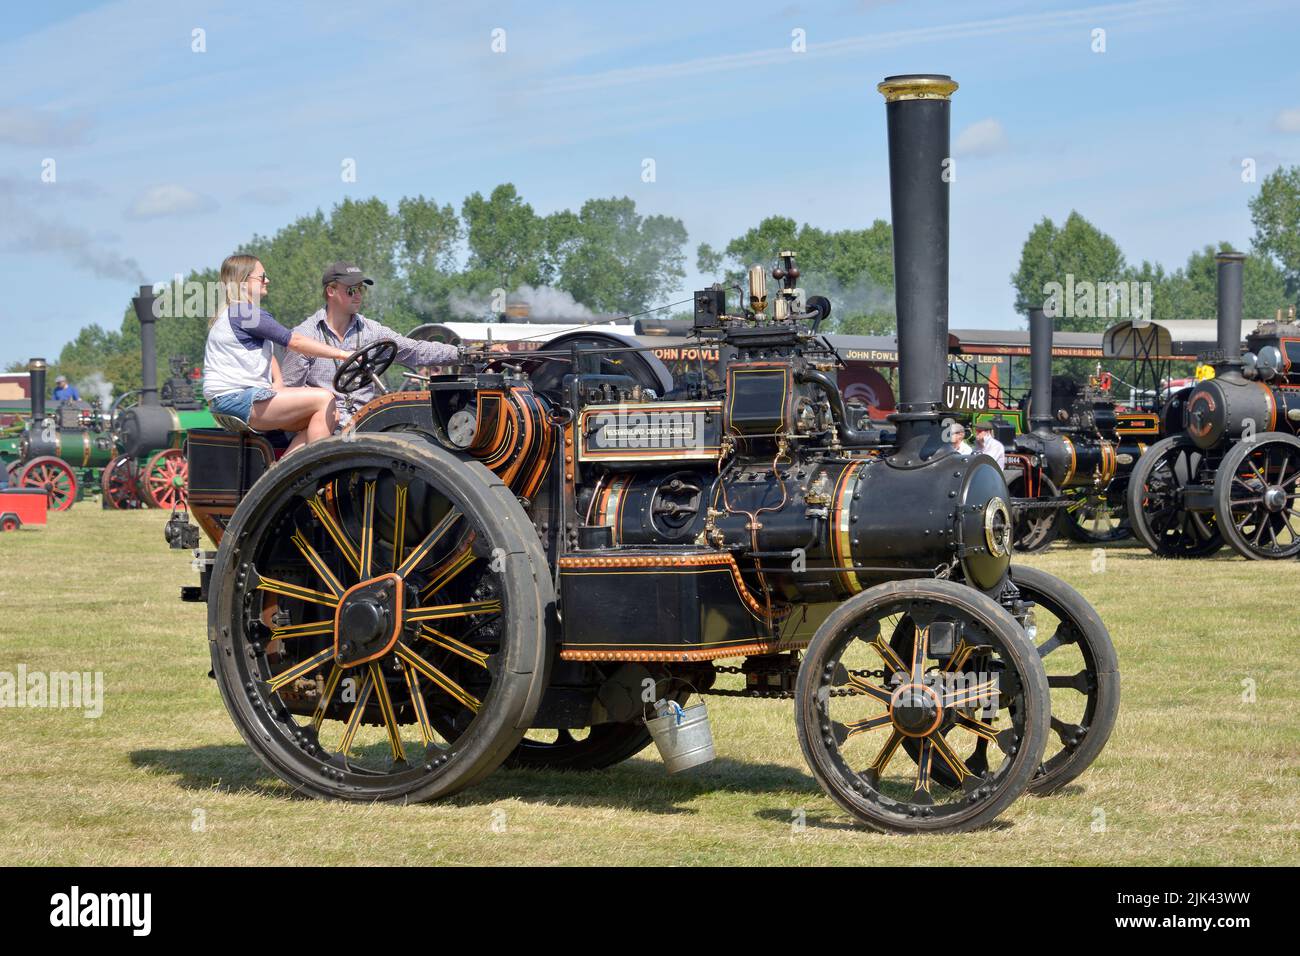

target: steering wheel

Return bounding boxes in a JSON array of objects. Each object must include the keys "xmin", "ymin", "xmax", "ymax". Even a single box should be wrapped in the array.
[{"xmin": 333, "ymin": 340, "xmax": 398, "ymax": 395}]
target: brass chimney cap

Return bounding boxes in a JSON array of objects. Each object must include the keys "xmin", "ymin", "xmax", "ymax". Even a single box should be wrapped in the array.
[
  {"xmin": 878, "ymin": 74, "xmax": 958, "ymax": 102},
  {"xmin": 28, "ymin": 358, "xmax": 47, "ymax": 371},
  {"xmin": 1214, "ymin": 250, "xmax": 1246, "ymax": 262}
]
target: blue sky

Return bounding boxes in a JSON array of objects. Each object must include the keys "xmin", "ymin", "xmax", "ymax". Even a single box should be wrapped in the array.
[{"xmin": 3, "ymin": 0, "xmax": 1299, "ymax": 368}]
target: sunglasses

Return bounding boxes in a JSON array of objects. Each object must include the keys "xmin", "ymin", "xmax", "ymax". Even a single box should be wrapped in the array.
[
  {"xmin": 249, "ymin": 273, "xmax": 270, "ymax": 283},
  {"xmin": 345, "ymin": 284, "xmax": 366, "ymax": 295}
]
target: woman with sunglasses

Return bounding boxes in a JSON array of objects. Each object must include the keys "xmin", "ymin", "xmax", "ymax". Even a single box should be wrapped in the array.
[{"xmin": 202, "ymin": 254, "xmax": 353, "ymax": 455}]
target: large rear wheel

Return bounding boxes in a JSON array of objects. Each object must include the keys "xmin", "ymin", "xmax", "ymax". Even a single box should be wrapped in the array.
[
  {"xmin": 208, "ymin": 433, "xmax": 552, "ymax": 802},
  {"xmin": 1007, "ymin": 474, "xmax": 1061, "ymax": 553},
  {"xmin": 1127, "ymin": 436, "xmax": 1222, "ymax": 557},
  {"xmin": 102, "ymin": 455, "xmax": 145, "ymax": 509}
]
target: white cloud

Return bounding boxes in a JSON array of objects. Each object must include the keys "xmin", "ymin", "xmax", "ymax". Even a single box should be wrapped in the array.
[
  {"xmin": 1273, "ymin": 109, "xmax": 1300, "ymax": 134},
  {"xmin": 954, "ymin": 118, "xmax": 1008, "ymax": 156},
  {"xmin": 126, "ymin": 184, "xmax": 216, "ymax": 220}
]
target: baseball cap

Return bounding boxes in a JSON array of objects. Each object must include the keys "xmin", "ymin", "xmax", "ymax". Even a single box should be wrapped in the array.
[
  {"xmin": 322, "ymin": 262, "xmax": 374, "ymax": 288},
  {"xmin": 55, "ymin": 374, "xmax": 68, "ymax": 384}
]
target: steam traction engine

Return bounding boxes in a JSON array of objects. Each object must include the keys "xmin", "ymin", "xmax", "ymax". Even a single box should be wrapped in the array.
[
  {"xmin": 1129, "ymin": 252, "xmax": 1300, "ymax": 559},
  {"xmin": 175, "ymin": 75, "xmax": 1118, "ymax": 833},
  {"xmin": 8, "ymin": 358, "xmax": 115, "ymax": 511},
  {"xmin": 1005, "ymin": 308, "xmax": 1159, "ymax": 550}
]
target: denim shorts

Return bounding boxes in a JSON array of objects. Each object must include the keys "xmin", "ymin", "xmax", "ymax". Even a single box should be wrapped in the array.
[{"xmin": 209, "ymin": 386, "xmax": 277, "ymax": 423}]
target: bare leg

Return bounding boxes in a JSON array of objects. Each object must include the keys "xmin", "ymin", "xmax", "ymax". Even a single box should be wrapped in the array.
[{"xmin": 249, "ymin": 388, "xmax": 336, "ymax": 456}]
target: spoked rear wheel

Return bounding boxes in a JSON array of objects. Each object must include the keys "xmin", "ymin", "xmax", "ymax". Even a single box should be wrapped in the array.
[
  {"xmin": 208, "ymin": 433, "xmax": 551, "ymax": 802},
  {"xmin": 1127, "ymin": 436, "xmax": 1222, "ymax": 557},
  {"xmin": 102, "ymin": 455, "xmax": 145, "ymax": 509},
  {"xmin": 1213, "ymin": 434, "xmax": 1300, "ymax": 560},
  {"xmin": 795, "ymin": 579, "xmax": 1049, "ymax": 834},
  {"xmin": 1008, "ymin": 475, "xmax": 1061, "ymax": 553},
  {"xmin": 1062, "ymin": 485, "xmax": 1131, "ymax": 543}
]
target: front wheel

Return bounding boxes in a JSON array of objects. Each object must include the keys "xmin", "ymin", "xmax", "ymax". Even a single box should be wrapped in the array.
[
  {"xmin": 1213, "ymin": 434, "xmax": 1300, "ymax": 559},
  {"xmin": 795, "ymin": 579, "xmax": 1050, "ymax": 834},
  {"xmin": 17, "ymin": 456, "xmax": 78, "ymax": 511}
]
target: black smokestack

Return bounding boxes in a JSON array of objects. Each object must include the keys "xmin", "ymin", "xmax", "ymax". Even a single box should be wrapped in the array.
[
  {"xmin": 878, "ymin": 73, "xmax": 957, "ymax": 456},
  {"xmin": 132, "ymin": 284, "xmax": 159, "ymax": 406},
  {"xmin": 1215, "ymin": 251, "xmax": 1245, "ymax": 363},
  {"xmin": 28, "ymin": 358, "xmax": 47, "ymax": 423},
  {"xmin": 1028, "ymin": 307, "xmax": 1054, "ymax": 434}
]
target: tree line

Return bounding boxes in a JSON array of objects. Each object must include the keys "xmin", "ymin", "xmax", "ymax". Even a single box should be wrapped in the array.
[{"xmin": 18, "ymin": 166, "xmax": 1300, "ymax": 397}]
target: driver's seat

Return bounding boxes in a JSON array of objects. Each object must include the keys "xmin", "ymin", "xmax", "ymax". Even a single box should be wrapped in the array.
[{"xmin": 212, "ymin": 412, "xmax": 261, "ymax": 435}]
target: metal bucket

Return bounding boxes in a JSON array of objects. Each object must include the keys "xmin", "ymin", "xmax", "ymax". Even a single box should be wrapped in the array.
[{"xmin": 645, "ymin": 700, "xmax": 715, "ymax": 773}]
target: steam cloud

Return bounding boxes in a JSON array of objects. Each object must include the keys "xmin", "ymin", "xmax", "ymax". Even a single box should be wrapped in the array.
[
  {"xmin": 449, "ymin": 284, "xmax": 598, "ymax": 321},
  {"xmin": 80, "ymin": 371, "xmax": 115, "ymax": 408},
  {"xmin": 0, "ymin": 177, "xmax": 145, "ymax": 283}
]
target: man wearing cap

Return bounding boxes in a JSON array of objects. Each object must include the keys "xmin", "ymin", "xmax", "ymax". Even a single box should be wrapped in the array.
[
  {"xmin": 973, "ymin": 420, "xmax": 1006, "ymax": 468},
  {"xmin": 52, "ymin": 375, "xmax": 80, "ymax": 402},
  {"xmin": 280, "ymin": 261, "xmax": 468, "ymax": 427}
]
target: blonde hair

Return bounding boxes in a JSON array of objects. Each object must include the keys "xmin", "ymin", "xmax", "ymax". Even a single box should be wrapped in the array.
[{"xmin": 209, "ymin": 254, "xmax": 262, "ymax": 327}]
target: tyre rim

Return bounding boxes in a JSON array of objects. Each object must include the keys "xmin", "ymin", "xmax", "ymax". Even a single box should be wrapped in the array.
[
  {"xmin": 223, "ymin": 458, "xmax": 511, "ymax": 790},
  {"xmin": 809, "ymin": 597, "xmax": 1032, "ymax": 825}
]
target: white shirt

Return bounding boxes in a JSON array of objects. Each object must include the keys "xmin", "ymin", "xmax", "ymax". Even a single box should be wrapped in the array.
[
  {"xmin": 203, "ymin": 303, "xmax": 293, "ymax": 399},
  {"xmin": 974, "ymin": 434, "xmax": 1006, "ymax": 468}
]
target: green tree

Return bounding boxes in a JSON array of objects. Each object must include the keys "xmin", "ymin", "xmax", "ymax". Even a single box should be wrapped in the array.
[
  {"xmin": 554, "ymin": 197, "xmax": 688, "ymax": 314},
  {"xmin": 461, "ymin": 184, "xmax": 552, "ymax": 291},
  {"xmin": 1163, "ymin": 243, "xmax": 1290, "ymax": 322},
  {"xmin": 1249, "ymin": 166, "xmax": 1300, "ymax": 297},
  {"xmin": 1010, "ymin": 212, "xmax": 1128, "ymax": 329}
]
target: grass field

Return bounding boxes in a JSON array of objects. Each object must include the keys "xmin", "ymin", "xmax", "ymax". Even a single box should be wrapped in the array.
[{"xmin": 0, "ymin": 504, "xmax": 1296, "ymax": 866}]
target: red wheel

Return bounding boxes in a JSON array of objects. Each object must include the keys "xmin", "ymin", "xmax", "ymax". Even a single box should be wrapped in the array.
[
  {"xmin": 143, "ymin": 448, "xmax": 188, "ymax": 510},
  {"xmin": 17, "ymin": 455, "xmax": 78, "ymax": 511},
  {"xmin": 102, "ymin": 455, "xmax": 145, "ymax": 509},
  {"xmin": 1, "ymin": 516, "xmax": 19, "ymax": 532}
]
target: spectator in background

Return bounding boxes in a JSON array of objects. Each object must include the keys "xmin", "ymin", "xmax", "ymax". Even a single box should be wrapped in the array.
[
  {"xmin": 950, "ymin": 422, "xmax": 972, "ymax": 455},
  {"xmin": 52, "ymin": 375, "xmax": 80, "ymax": 402},
  {"xmin": 973, "ymin": 421, "xmax": 1006, "ymax": 468}
]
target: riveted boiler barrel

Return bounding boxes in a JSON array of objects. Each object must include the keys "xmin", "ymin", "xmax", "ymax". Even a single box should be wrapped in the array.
[
  {"xmin": 1184, "ymin": 376, "xmax": 1278, "ymax": 449},
  {"xmin": 118, "ymin": 405, "xmax": 217, "ymax": 458},
  {"xmin": 831, "ymin": 454, "xmax": 1011, "ymax": 593}
]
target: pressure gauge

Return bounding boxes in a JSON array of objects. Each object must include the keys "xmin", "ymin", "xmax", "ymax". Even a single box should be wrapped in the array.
[{"xmin": 447, "ymin": 409, "xmax": 478, "ymax": 448}]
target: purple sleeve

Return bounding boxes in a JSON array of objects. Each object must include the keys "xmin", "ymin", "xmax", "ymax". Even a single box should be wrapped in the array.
[{"xmin": 249, "ymin": 309, "xmax": 293, "ymax": 348}]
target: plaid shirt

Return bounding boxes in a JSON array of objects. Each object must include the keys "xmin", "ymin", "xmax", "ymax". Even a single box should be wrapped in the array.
[{"xmin": 280, "ymin": 309, "xmax": 461, "ymax": 420}]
